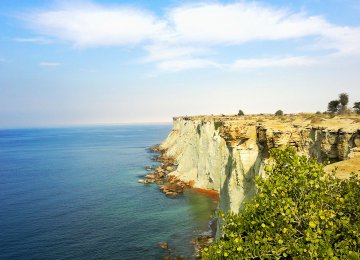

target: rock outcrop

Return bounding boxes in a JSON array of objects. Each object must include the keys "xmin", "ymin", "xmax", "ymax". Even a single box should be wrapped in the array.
[{"xmin": 159, "ymin": 114, "xmax": 360, "ymax": 213}]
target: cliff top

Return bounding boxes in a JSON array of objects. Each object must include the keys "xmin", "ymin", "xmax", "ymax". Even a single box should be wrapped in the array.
[
  {"xmin": 174, "ymin": 113, "xmax": 360, "ymax": 133},
  {"xmin": 173, "ymin": 113, "xmax": 360, "ymax": 179}
]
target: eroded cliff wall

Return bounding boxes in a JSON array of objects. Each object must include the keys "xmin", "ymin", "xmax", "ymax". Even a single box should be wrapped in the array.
[{"xmin": 160, "ymin": 115, "xmax": 360, "ymax": 213}]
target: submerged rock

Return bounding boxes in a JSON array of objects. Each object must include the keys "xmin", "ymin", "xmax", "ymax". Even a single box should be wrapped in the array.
[
  {"xmin": 158, "ymin": 241, "xmax": 169, "ymax": 249},
  {"xmin": 192, "ymin": 235, "xmax": 214, "ymax": 258},
  {"xmin": 138, "ymin": 179, "xmax": 156, "ymax": 184},
  {"xmin": 145, "ymin": 174, "xmax": 157, "ymax": 179}
]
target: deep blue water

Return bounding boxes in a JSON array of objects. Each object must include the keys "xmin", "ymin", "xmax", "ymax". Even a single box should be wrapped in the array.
[{"xmin": 0, "ymin": 125, "xmax": 216, "ymax": 259}]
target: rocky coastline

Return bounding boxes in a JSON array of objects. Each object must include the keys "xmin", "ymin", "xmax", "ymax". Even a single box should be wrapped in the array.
[
  {"xmin": 138, "ymin": 145, "xmax": 195, "ymax": 197},
  {"xmin": 144, "ymin": 113, "xmax": 360, "ymax": 258},
  {"xmin": 138, "ymin": 144, "xmax": 218, "ymax": 258}
]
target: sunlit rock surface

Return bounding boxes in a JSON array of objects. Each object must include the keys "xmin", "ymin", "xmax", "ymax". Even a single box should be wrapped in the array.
[{"xmin": 159, "ymin": 114, "xmax": 360, "ymax": 213}]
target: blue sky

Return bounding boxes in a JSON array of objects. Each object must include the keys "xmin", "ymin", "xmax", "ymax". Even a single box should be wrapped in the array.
[{"xmin": 1, "ymin": 0, "xmax": 360, "ymax": 128}]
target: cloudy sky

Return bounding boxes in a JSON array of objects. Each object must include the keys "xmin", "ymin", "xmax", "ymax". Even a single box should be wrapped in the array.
[{"xmin": 1, "ymin": 0, "xmax": 360, "ymax": 127}]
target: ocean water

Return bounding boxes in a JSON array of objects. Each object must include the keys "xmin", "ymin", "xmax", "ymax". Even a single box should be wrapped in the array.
[{"xmin": 0, "ymin": 125, "xmax": 216, "ymax": 259}]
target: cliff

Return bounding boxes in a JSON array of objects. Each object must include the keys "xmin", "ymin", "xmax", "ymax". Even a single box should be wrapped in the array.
[{"xmin": 159, "ymin": 114, "xmax": 360, "ymax": 213}]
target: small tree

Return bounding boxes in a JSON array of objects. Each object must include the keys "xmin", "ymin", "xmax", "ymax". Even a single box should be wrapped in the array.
[
  {"xmin": 275, "ymin": 110, "xmax": 283, "ymax": 116},
  {"xmin": 339, "ymin": 93, "xmax": 349, "ymax": 113},
  {"xmin": 327, "ymin": 100, "xmax": 340, "ymax": 114},
  {"xmin": 339, "ymin": 93, "xmax": 349, "ymax": 107},
  {"xmin": 238, "ymin": 110, "xmax": 244, "ymax": 116},
  {"xmin": 354, "ymin": 102, "xmax": 360, "ymax": 114}
]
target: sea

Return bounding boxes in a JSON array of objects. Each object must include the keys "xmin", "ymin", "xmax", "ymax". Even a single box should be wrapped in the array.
[{"xmin": 0, "ymin": 125, "xmax": 217, "ymax": 259}]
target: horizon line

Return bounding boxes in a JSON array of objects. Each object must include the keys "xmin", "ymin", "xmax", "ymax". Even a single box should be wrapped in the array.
[{"xmin": 0, "ymin": 121, "xmax": 173, "ymax": 130}]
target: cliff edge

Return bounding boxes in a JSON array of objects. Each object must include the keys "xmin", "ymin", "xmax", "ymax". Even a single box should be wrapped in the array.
[{"xmin": 159, "ymin": 113, "xmax": 360, "ymax": 213}]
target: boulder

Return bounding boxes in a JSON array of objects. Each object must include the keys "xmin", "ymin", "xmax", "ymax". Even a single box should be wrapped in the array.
[
  {"xmin": 158, "ymin": 241, "xmax": 169, "ymax": 249},
  {"xmin": 145, "ymin": 174, "xmax": 156, "ymax": 179},
  {"xmin": 155, "ymin": 179, "xmax": 164, "ymax": 185},
  {"xmin": 165, "ymin": 191, "xmax": 178, "ymax": 197}
]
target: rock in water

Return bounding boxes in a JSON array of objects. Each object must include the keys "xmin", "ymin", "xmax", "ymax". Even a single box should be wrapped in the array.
[{"xmin": 158, "ymin": 242, "xmax": 169, "ymax": 249}]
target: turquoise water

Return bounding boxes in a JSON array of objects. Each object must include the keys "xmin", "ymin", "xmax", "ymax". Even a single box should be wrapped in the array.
[{"xmin": 0, "ymin": 125, "xmax": 216, "ymax": 259}]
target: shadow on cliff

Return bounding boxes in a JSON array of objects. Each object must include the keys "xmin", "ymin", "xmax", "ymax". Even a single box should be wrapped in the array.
[{"xmin": 220, "ymin": 144, "xmax": 263, "ymax": 214}]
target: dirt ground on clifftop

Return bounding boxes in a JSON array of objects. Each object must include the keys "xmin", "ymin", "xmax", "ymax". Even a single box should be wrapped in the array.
[
  {"xmin": 176, "ymin": 113, "xmax": 360, "ymax": 132},
  {"xmin": 324, "ymin": 158, "xmax": 360, "ymax": 179}
]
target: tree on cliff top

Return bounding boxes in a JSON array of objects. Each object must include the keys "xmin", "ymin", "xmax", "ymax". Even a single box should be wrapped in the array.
[
  {"xmin": 327, "ymin": 100, "xmax": 340, "ymax": 114},
  {"xmin": 327, "ymin": 93, "xmax": 349, "ymax": 114},
  {"xmin": 339, "ymin": 93, "xmax": 349, "ymax": 107},
  {"xmin": 354, "ymin": 102, "xmax": 360, "ymax": 114},
  {"xmin": 339, "ymin": 93, "xmax": 349, "ymax": 113},
  {"xmin": 275, "ymin": 110, "xmax": 283, "ymax": 116},
  {"xmin": 202, "ymin": 148, "xmax": 360, "ymax": 259}
]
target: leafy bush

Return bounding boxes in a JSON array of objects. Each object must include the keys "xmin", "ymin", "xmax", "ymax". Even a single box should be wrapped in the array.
[
  {"xmin": 202, "ymin": 148, "xmax": 360, "ymax": 259},
  {"xmin": 339, "ymin": 93, "xmax": 349, "ymax": 108},
  {"xmin": 238, "ymin": 110, "xmax": 245, "ymax": 116},
  {"xmin": 327, "ymin": 93, "xmax": 349, "ymax": 114},
  {"xmin": 354, "ymin": 102, "xmax": 360, "ymax": 114},
  {"xmin": 327, "ymin": 100, "xmax": 340, "ymax": 114},
  {"xmin": 275, "ymin": 110, "xmax": 284, "ymax": 116}
]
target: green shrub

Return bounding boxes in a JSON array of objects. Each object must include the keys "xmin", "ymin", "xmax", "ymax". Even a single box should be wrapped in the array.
[
  {"xmin": 354, "ymin": 102, "xmax": 360, "ymax": 114},
  {"xmin": 202, "ymin": 148, "xmax": 360, "ymax": 259},
  {"xmin": 328, "ymin": 100, "xmax": 340, "ymax": 114},
  {"xmin": 339, "ymin": 93, "xmax": 349, "ymax": 111},
  {"xmin": 238, "ymin": 110, "xmax": 245, "ymax": 116},
  {"xmin": 275, "ymin": 110, "xmax": 284, "ymax": 116}
]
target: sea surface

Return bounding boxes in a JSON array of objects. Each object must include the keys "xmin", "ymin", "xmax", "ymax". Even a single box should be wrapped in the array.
[{"xmin": 0, "ymin": 125, "xmax": 216, "ymax": 259}]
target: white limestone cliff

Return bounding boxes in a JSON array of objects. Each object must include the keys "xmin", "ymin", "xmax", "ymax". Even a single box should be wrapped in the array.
[{"xmin": 159, "ymin": 115, "xmax": 360, "ymax": 213}]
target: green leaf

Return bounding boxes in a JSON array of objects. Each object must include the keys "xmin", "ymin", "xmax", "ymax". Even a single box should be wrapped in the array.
[{"xmin": 202, "ymin": 148, "xmax": 360, "ymax": 259}]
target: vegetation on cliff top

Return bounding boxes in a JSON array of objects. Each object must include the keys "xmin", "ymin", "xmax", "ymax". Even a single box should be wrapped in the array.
[
  {"xmin": 202, "ymin": 148, "xmax": 360, "ymax": 259},
  {"xmin": 275, "ymin": 110, "xmax": 284, "ymax": 116},
  {"xmin": 327, "ymin": 92, "xmax": 360, "ymax": 115}
]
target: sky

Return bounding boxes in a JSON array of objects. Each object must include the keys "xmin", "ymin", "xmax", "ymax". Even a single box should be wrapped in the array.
[{"xmin": 1, "ymin": 0, "xmax": 360, "ymax": 128}]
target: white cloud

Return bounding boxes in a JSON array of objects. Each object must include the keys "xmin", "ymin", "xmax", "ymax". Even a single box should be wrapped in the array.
[
  {"xmin": 142, "ymin": 44, "xmax": 208, "ymax": 63},
  {"xmin": 21, "ymin": 1, "xmax": 360, "ymax": 72},
  {"xmin": 166, "ymin": 3, "xmax": 360, "ymax": 55},
  {"xmin": 156, "ymin": 58, "xmax": 219, "ymax": 72},
  {"xmin": 231, "ymin": 56, "xmax": 316, "ymax": 70},
  {"xmin": 318, "ymin": 27, "xmax": 360, "ymax": 55},
  {"xmin": 13, "ymin": 37, "xmax": 51, "ymax": 44},
  {"xmin": 39, "ymin": 62, "xmax": 61, "ymax": 67},
  {"xmin": 25, "ymin": 3, "xmax": 167, "ymax": 47},
  {"xmin": 166, "ymin": 3, "xmax": 328, "ymax": 44}
]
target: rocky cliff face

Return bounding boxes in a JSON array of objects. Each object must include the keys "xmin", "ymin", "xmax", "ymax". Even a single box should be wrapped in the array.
[{"xmin": 159, "ymin": 114, "xmax": 360, "ymax": 213}]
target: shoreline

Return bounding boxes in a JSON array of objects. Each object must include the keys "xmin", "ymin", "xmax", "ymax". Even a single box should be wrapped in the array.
[
  {"xmin": 140, "ymin": 144, "xmax": 218, "ymax": 258},
  {"xmin": 191, "ymin": 188, "xmax": 219, "ymax": 203}
]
